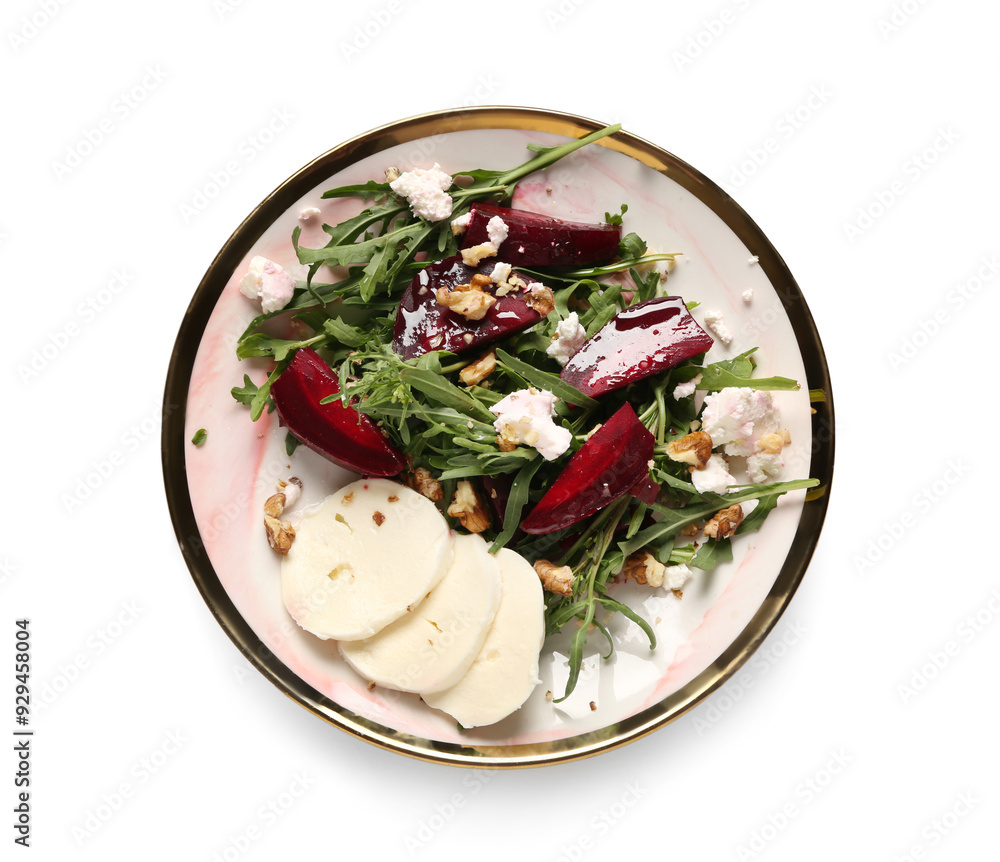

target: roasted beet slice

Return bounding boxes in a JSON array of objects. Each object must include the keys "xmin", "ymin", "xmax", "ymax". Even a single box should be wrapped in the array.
[
  {"xmin": 271, "ymin": 347, "xmax": 406, "ymax": 476},
  {"xmin": 392, "ymin": 255, "xmax": 544, "ymax": 360},
  {"xmin": 460, "ymin": 203, "xmax": 621, "ymax": 267},
  {"xmin": 520, "ymin": 404, "xmax": 654, "ymax": 535},
  {"xmin": 559, "ymin": 296, "xmax": 713, "ymax": 398}
]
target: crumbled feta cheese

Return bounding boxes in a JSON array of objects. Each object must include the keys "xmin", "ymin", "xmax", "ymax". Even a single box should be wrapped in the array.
[
  {"xmin": 691, "ymin": 453, "xmax": 736, "ymax": 494},
  {"xmin": 298, "ymin": 207, "xmax": 321, "ymax": 221},
  {"xmin": 664, "ymin": 564, "xmax": 692, "ymax": 591},
  {"xmin": 239, "ymin": 255, "xmax": 297, "ymax": 313},
  {"xmin": 746, "ymin": 451, "xmax": 784, "ymax": 484},
  {"xmin": 742, "ymin": 288, "xmax": 754, "ymax": 303},
  {"xmin": 490, "ymin": 388, "xmax": 571, "ymax": 461},
  {"xmin": 545, "ymin": 312, "xmax": 587, "ymax": 366},
  {"xmin": 389, "ymin": 163, "xmax": 454, "ymax": 221},
  {"xmin": 489, "ymin": 261, "xmax": 512, "ymax": 283},
  {"xmin": 486, "ymin": 215, "xmax": 508, "ymax": 248},
  {"xmin": 700, "ymin": 387, "xmax": 781, "ymax": 457},
  {"xmin": 450, "ymin": 212, "xmax": 472, "ymax": 235},
  {"xmin": 703, "ymin": 309, "xmax": 734, "ymax": 345},
  {"xmin": 672, "ymin": 373, "xmax": 702, "ymax": 400}
]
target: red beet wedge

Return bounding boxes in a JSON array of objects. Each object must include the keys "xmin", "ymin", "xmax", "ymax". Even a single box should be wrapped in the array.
[
  {"xmin": 559, "ymin": 296, "xmax": 713, "ymax": 398},
  {"xmin": 392, "ymin": 255, "xmax": 544, "ymax": 360},
  {"xmin": 270, "ymin": 347, "xmax": 406, "ymax": 476},
  {"xmin": 520, "ymin": 404, "xmax": 655, "ymax": 535},
  {"xmin": 460, "ymin": 203, "xmax": 621, "ymax": 267}
]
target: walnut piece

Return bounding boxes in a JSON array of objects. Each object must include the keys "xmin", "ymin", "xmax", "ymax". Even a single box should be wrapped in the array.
[
  {"xmin": 621, "ymin": 551, "xmax": 666, "ymax": 588},
  {"xmin": 665, "ymin": 431, "xmax": 713, "ymax": 468},
  {"xmin": 460, "ymin": 242, "xmax": 497, "ymax": 266},
  {"xmin": 264, "ymin": 515, "xmax": 294, "ymax": 554},
  {"xmin": 703, "ymin": 504, "xmax": 744, "ymax": 540},
  {"xmin": 459, "ymin": 349, "xmax": 497, "ymax": 387},
  {"xmin": 533, "ymin": 560, "xmax": 574, "ymax": 596},
  {"xmin": 263, "ymin": 478, "xmax": 301, "ymax": 555},
  {"xmin": 435, "ymin": 281, "xmax": 496, "ymax": 321},
  {"xmin": 446, "ymin": 480, "xmax": 490, "ymax": 533},
  {"xmin": 524, "ymin": 283, "xmax": 555, "ymax": 317},
  {"xmin": 406, "ymin": 467, "xmax": 443, "ymax": 502},
  {"xmin": 757, "ymin": 430, "xmax": 790, "ymax": 454}
]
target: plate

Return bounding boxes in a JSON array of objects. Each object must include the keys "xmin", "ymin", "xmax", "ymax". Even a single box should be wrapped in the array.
[{"xmin": 162, "ymin": 106, "xmax": 834, "ymax": 767}]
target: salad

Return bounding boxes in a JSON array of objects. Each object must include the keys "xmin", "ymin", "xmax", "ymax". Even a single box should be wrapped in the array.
[{"xmin": 227, "ymin": 124, "xmax": 821, "ymax": 712}]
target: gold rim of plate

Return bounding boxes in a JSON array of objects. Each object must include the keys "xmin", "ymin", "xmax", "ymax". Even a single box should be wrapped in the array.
[{"xmin": 161, "ymin": 105, "xmax": 835, "ymax": 769}]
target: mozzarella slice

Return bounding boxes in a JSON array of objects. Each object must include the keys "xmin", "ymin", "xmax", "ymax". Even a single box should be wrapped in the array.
[
  {"xmin": 423, "ymin": 548, "xmax": 545, "ymax": 727},
  {"xmin": 281, "ymin": 479, "xmax": 453, "ymax": 641},
  {"xmin": 338, "ymin": 533, "xmax": 503, "ymax": 694}
]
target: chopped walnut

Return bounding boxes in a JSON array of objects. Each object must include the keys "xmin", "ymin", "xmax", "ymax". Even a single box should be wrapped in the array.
[
  {"xmin": 524, "ymin": 283, "xmax": 555, "ymax": 316},
  {"xmin": 372, "ymin": 511, "xmax": 386, "ymax": 526},
  {"xmin": 384, "ymin": 166, "xmax": 400, "ymax": 183},
  {"xmin": 263, "ymin": 479, "xmax": 300, "ymax": 555},
  {"xmin": 459, "ymin": 349, "xmax": 497, "ymax": 387},
  {"xmin": 435, "ymin": 282, "xmax": 496, "ymax": 321},
  {"xmin": 621, "ymin": 551, "xmax": 666, "ymax": 588},
  {"xmin": 679, "ymin": 523, "xmax": 701, "ymax": 537},
  {"xmin": 446, "ymin": 480, "xmax": 490, "ymax": 533},
  {"xmin": 534, "ymin": 560, "xmax": 574, "ymax": 596},
  {"xmin": 406, "ymin": 467, "xmax": 443, "ymax": 502},
  {"xmin": 665, "ymin": 431, "xmax": 713, "ymax": 468},
  {"xmin": 460, "ymin": 242, "xmax": 497, "ymax": 266},
  {"xmin": 703, "ymin": 504, "xmax": 743, "ymax": 540},
  {"xmin": 496, "ymin": 427, "xmax": 518, "ymax": 452},
  {"xmin": 758, "ymin": 430, "xmax": 790, "ymax": 454}
]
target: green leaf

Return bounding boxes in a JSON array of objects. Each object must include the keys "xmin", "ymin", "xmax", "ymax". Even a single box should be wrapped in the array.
[
  {"xmin": 494, "ymin": 349, "xmax": 599, "ymax": 410},
  {"xmin": 618, "ymin": 231, "xmax": 647, "ymax": 258},
  {"xmin": 191, "ymin": 428, "xmax": 207, "ymax": 447},
  {"xmin": 284, "ymin": 433, "xmax": 300, "ymax": 456},
  {"xmin": 490, "ymin": 457, "xmax": 544, "ymax": 552}
]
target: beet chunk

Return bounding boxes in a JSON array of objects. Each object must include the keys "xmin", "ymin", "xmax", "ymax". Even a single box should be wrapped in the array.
[
  {"xmin": 271, "ymin": 347, "xmax": 405, "ymax": 476},
  {"xmin": 460, "ymin": 203, "xmax": 621, "ymax": 267},
  {"xmin": 520, "ymin": 404, "xmax": 654, "ymax": 535},
  {"xmin": 392, "ymin": 255, "xmax": 544, "ymax": 360},
  {"xmin": 559, "ymin": 297, "xmax": 713, "ymax": 398}
]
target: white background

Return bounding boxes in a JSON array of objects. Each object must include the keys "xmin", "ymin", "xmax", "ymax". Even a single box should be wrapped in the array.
[{"xmin": 4, "ymin": 0, "xmax": 997, "ymax": 859}]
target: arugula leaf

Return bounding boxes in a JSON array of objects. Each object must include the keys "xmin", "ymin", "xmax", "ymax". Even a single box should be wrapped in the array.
[
  {"xmin": 494, "ymin": 349, "xmax": 599, "ymax": 410},
  {"xmin": 191, "ymin": 428, "xmax": 207, "ymax": 447}
]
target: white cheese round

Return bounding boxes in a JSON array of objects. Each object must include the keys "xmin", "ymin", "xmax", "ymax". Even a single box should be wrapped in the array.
[
  {"xmin": 339, "ymin": 533, "xmax": 503, "ymax": 694},
  {"xmin": 281, "ymin": 479, "xmax": 453, "ymax": 641},
  {"xmin": 423, "ymin": 548, "xmax": 545, "ymax": 728}
]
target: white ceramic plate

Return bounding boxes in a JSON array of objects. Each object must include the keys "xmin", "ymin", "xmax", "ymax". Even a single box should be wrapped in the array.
[{"xmin": 162, "ymin": 107, "xmax": 834, "ymax": 767}]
